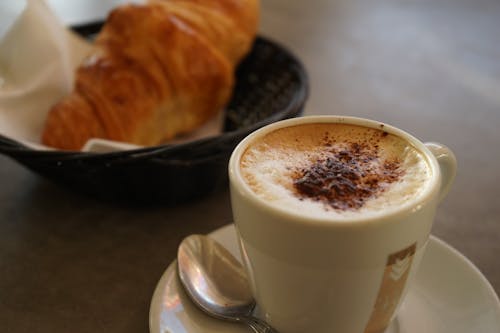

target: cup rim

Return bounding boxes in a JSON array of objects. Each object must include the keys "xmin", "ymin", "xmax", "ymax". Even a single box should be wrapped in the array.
[{"xmin": 228, "ymin": 115, "xmax": 441, "ymax": 226}]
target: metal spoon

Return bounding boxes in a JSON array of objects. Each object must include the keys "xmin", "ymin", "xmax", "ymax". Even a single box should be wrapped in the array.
[{"xmin": 177, "ymin": 234, "xmax": 279, "ymax": 333}]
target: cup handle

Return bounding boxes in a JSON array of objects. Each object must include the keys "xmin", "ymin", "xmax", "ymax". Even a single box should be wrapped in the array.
[{"xmin": 424, "ymin": 142, "xmax": 457, "ymax": 202}]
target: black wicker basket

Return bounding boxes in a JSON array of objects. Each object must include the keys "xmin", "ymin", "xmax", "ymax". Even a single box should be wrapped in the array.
[{"xmin": 0, "ymin": 24, "xmax": 308, "ymax": 204}]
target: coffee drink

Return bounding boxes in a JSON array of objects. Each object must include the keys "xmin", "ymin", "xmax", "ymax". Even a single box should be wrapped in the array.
[
  {"xmin": 240, "ymin": 122, "xmax": 431, "ymax": 219},
  {"xmin": 230, "ymin": 116, "xmax": 456, "ymax": 333}
]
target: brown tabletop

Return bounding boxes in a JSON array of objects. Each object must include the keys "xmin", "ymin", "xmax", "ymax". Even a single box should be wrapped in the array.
[{"xmin": 1, "ymin": 0, "xmax": 499, "ymax": 332}]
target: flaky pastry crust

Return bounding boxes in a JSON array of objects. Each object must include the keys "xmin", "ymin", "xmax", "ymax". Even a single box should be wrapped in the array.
[{"xmin": 42, "ymin": 0, "xmax": 259, "ymax": 150}]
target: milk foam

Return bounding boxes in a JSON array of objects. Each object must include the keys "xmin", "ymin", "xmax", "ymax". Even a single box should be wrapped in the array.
[{"xmin": 240, "ymin": 123, "xmax": 432, "ymax": 220}]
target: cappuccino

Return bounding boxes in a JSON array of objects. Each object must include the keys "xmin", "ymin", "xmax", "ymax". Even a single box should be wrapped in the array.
[{"xmin": 240, "ymin": 123, "xmax": 432, "ymax": 219}]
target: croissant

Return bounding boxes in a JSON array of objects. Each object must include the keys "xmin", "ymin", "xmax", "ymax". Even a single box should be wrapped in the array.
[{"xmin": 41, "ymin": 0, "xmax": 259, "ymax": 150}]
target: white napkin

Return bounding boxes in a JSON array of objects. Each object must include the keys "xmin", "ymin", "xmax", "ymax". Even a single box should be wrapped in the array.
[
  {"xmin": 0, "ymin": 0, "xmax": 92, "ymax": 150},
  {"xmin": 0, "ymin": 0, "xmax": 224, "ymax": 153}
]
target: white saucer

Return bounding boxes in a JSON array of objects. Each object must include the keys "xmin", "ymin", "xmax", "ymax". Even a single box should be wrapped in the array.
[{"xmin": 149, "ymin": 225, "xmax": 500, "ymax": 333}]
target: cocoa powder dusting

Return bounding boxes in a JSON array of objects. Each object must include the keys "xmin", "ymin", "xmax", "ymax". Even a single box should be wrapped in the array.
[{"xmin": 293, "ymin": 140, "xmax": 404, "ymax": 211}]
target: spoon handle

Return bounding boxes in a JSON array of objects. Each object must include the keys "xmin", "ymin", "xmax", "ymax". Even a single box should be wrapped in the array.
[{"xmin": 244, "ymin": 316, "xmax": 280, "ymax": 333}]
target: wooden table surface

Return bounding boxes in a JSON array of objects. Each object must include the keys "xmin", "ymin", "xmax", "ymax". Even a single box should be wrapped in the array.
[{"xmin": 1, "ymin": 0, "xmax": 499, "ymax": 332}]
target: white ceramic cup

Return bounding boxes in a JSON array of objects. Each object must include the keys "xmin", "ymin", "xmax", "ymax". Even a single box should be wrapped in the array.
[{"xmin": 229, "ymin": 116, "xmax": 456, "ymax": 333}]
